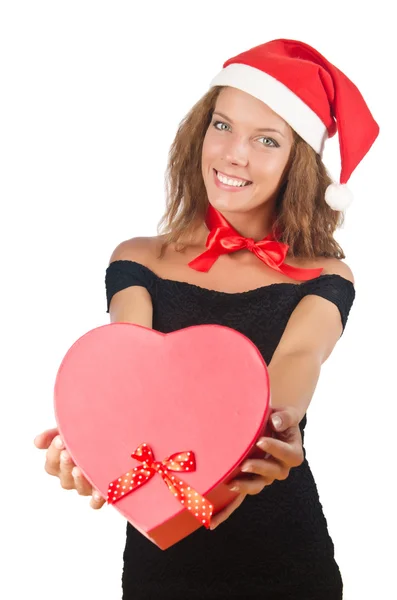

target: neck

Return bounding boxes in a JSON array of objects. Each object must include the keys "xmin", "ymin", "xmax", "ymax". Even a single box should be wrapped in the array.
[{"xmin": 209, "ymin": 204, "xmax": 276, "ymax": 241}]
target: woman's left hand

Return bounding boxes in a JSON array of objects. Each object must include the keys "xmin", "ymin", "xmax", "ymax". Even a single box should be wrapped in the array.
[{"xmin": 209, "ymin": 406, "xmax": 305, "ymax": 530}]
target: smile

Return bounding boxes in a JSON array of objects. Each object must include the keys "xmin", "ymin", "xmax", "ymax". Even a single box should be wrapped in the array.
[{"xmin": 213, "ymin": 169, "xmax": 253, "ymax": 191}]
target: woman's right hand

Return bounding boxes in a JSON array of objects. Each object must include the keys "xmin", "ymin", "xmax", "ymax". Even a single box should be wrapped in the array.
[{"xmin": 34, "ymin": 428, "xmax": 106, "ymax": 510}]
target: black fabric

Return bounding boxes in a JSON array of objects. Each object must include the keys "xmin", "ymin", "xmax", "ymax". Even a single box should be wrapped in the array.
[{"xmin": 105, "ymin": 259, "xmax": 355, "ymax": 599}]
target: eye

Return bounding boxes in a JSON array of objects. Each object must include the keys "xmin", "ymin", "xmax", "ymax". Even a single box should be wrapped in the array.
[
  {"xmin": 212, "ymin": 120, "xmax": 230, "ymax": 132},
  {"xmin": 258, "ymin": 136, "xmax": 279, "ymax": 148},
  {"xmin": 212, "ymin": 121, "xmax": 279, "ymax": 147}
]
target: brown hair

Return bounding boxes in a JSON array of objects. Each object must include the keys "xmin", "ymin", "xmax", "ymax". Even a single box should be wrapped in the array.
[{"xmin": 157, "ymin": 86, "xmax": 346, "ymax": 259}]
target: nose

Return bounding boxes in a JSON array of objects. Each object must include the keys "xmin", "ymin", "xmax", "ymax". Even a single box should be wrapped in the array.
[{"xmin": 224, "ymin": 137, "xmax": 249, "ymax": 166}]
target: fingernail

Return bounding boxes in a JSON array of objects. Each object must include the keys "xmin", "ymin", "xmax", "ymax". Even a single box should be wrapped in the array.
[
  {"xmin": 60, "ymin": 451, "xmax": 70, "ymax": 462},
  {"xmin": 256, "ymin": 439, "xmax": 268, "ymax": 450},
  {"xmin": 271, "ymin": 415, "xmax": 282, "ymax": 429},
  {"xmin": 92, "ymin": 491, "xmax": 102, "ymax": 502},
  {"xmin": 72, "ymin": 467, "xmax": 81, "ymax": 478},
  {"xmin": 228, "ymin": 485, "xmax": 239, "ymax": 492},
  {"xmin": 54, "ymin": 437, "xmax": 64, "ymax": 449},
  {"xmin": 241, "ymin": 464, "xmax": 251, "ymax": 472}
]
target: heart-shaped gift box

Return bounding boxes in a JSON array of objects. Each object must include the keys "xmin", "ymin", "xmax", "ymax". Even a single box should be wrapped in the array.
[{"xmin": 54, "ymin": 323, "xmax": 271, "ymax": 549}]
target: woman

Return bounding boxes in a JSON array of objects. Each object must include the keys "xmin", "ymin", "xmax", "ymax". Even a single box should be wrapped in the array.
[{"xmin": 35, "ymin": 39, "xmax": 378, "ymax": 598}]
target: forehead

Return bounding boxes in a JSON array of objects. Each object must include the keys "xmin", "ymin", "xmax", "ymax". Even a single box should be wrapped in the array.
[{"xmin": 214, "ymin": 86, "xmax": 288, "ymax": 130}]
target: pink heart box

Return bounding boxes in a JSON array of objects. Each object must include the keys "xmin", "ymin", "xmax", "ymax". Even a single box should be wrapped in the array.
[{"xmin": 54, "ymin": 323, "xmax": 271, "ymax": 549}]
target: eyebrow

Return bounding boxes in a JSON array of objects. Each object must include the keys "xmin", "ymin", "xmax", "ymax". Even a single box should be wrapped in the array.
[{"xmin": 212, "ymin": 111, "xmax": 285, "ymax": 137}]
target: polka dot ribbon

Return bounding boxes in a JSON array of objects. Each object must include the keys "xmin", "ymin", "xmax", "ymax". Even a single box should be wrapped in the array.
[
  {"xmin": 188, "ymin": 204, "xmax": 324, "ymax": 281},
  {"xmin": 107, "ymin": 443, "xmax": 214, "ymax": 529}
]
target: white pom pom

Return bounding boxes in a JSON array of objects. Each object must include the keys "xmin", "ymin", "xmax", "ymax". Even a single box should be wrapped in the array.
[{"xmin": 325, "ymin": 183, "xmax": 353, "ymax": 211}]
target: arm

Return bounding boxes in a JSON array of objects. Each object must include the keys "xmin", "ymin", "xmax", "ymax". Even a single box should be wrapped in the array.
[
  {"xmin": 210, "ymin": 261, "xmax": 355, "ymax": 529},
  {"xmin": 267, "ymin": 351, "xmax": 321, "ymax": 423},
  {"xmin": 34, "ymin": 239, "xmax": 155, "ymax": 511},
  {"xmin": 267, "ymin": 259, "xmax": 355, "ymax": 421},
  {"xmin": 107, "ymin": 238, "xmax": 154, "ymax": 328}
]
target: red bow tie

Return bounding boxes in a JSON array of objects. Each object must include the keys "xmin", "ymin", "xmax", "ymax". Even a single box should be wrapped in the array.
[{"xmin": 188, "ymin": 205, "xmax": 323, "ymax": 281}]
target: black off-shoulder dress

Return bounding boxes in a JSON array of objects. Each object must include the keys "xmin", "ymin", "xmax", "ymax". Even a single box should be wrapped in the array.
[{"xmin": 105, "ymin": 259, "xmax": 355, "ymax": 600}]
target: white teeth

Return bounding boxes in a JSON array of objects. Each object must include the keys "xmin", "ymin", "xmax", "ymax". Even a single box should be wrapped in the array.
[{"xmin": 216, "ymin": 171, "xmax": 251, "ymax": 187}]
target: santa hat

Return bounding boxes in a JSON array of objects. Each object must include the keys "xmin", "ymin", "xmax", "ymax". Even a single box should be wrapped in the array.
[{"xmin": 209, "ymin": 39, "xmax": 379, "ymax": 211}]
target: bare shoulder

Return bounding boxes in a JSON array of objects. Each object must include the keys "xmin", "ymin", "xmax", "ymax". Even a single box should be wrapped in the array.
[
  {"xmin": 291, "ymin": 255, "xmax": 355, "ymax": 285},
  {"xmin": 320, "ymin": 257, "xmax": 355, "ymax": 284},
  {"xmin": 108, "ymin": 235, "xmax": 165, "ymax": 267}
]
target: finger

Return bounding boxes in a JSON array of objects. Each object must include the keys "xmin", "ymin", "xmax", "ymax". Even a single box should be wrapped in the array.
[
  {"xmin": 210, "ymin": 493, "xmax": 246, "ymax": 530},
  {"xmin": 228, "ymin": 476, "xmax": 268, "ymax": 495},
  {"xmin": 240, "ymin": 457, "xmax": 289, "ymax": 481},
  {"xmin": 89, "ymin": 490, "xmax": 106, "ymax": 510},
  {"xmin": 34, "ymin": 428, "xmax": 60, "ymax": 450},
  {"xmin": 72, "ymin": 467, "xmax": 93, "ymax": 496},
  {"xmin": 256, "ymin": 437, "xmax": 304, "ymax": 467},
  {"xmin": 44, "ymin": 436, "xmax": 64, "ymax": 476},
  {"xmin": 58, "ymin": 450, "xmax": 75, "ymax": 490},
  {"xmin": 269, "ymin": 407, "xmax": 300, "ymax": 432}
]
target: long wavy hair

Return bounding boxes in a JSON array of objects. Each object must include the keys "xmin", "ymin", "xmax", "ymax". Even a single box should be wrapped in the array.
[{"xmin": 157, "ymin": 85, "xmax": 345, "ymax": 259}]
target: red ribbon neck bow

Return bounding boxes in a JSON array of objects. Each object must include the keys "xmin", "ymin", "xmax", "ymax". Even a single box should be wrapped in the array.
[
  {"xmin": 188, "ymin": 204, "xmax": 323, "ymax": 281},
  {"xmin": 107, "ymin": 443, "xmax": 214, "ymax": 529}
]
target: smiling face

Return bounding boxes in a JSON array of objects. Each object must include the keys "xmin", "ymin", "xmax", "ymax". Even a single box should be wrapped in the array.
[{"xmin": 201, "ymin": 87, "xmax": 294, "ymax": 223}]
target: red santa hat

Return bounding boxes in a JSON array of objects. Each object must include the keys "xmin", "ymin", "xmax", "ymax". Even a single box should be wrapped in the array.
[{"xmin": 209, "ymin": 39, "xmax": 379, "ymax": 211}]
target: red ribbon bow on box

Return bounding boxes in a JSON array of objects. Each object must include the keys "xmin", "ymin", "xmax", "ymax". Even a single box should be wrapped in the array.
[
  {"xmin": 188, "ymin": 205, "xmax": 323, "ymax": 281},
  {"xmin": 107, "ymin": 443, "xmax": 214, "ymax": 529}
]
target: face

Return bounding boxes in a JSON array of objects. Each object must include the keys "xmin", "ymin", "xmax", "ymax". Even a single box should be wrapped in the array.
[{"xmin": 201, "ymin": 87, "xmax": 294, "ymax": 219}]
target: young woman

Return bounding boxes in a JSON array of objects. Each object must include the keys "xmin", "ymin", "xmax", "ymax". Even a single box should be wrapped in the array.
[{"xmin": 35, "ymin": 39, "xmax": 379, "ymax": 598}]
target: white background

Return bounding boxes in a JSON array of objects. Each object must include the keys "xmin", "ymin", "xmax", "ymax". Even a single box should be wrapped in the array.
[{"xmin": 1, "ymin": 1, "xmax": 395, "ymax": 599}]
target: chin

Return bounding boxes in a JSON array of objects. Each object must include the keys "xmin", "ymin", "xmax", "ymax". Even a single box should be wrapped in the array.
[
  {"xmin": 208, "ymin": 199, "xmax": 233, "ymax": 213},
  {"xmin": 208, "ymin": 196, "xmax": 251, "ymax": 214}
]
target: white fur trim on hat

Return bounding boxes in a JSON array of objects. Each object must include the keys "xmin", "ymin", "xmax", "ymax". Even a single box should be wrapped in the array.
[
  {"xmin": 209, "ymin": 63, "xmax": 328, "ymax": 155},
  {"xmin": 325, "ymin": 183, "xmax": 354, "ymax": 211}
]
